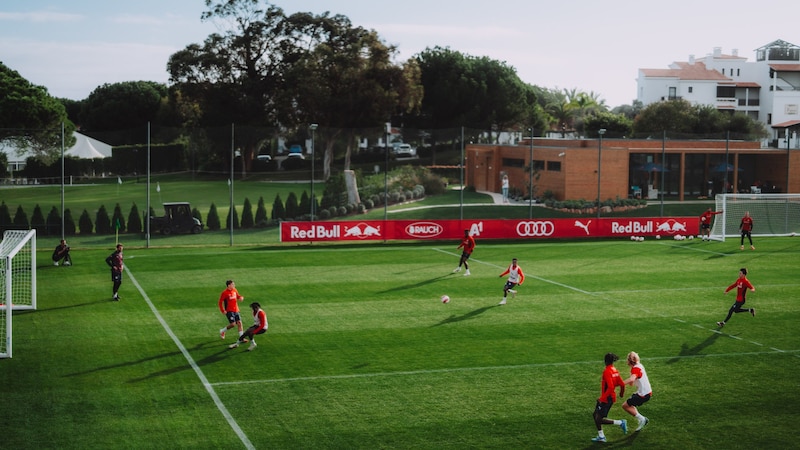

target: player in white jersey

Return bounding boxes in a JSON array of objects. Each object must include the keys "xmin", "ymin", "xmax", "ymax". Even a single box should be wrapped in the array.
[
  {"xmin": 622, "ymin": 351, "xmax": 651, "ymax": 432},
  {"xmin": 498, "ymin": 258, "xmax": 525, "ymax": 305}
]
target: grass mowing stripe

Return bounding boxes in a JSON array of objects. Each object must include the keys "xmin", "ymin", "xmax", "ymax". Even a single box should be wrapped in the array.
[
  {"xmin": 125, "ymin": 266, "xmax": 256, "ymax": 450},
  {"xmin": 656, "ymin": 241, "xmax": 734, "ymax": 256},
  {"xmin": 209, "ymin": 349, "xmax": 799, "ymax": 386}
]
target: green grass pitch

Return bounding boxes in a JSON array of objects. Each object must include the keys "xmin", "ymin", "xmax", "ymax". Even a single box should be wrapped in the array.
[{"xmin": 3, "ymin": 237, "xmax": 800, "ymax": 449}]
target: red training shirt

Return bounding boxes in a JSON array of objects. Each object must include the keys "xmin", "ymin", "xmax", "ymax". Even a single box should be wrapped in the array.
[
  {"xmin": 598, "ymin": 364, "xmax": 624, "ymax": 403},
  {"xmin": 725, "ymin": 277, "xmax": 754, "ymax": 302},
  {"xmin": 219, "ymin": 287, "xmax": 242, "ymax": 313}
]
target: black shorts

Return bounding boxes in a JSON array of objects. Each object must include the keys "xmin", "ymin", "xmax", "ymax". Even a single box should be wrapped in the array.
[
  {"xmin": 461, "ymin": 251, "xmax": 472, "ymax": 260},
  {"xmin": 111, "ymin": 270, "xmax": 122, "ymax": 282},
  {"xmin": 594, "ymin": 400, "xmax": 613, "ymax": 418},
  {"xmin": 504, "ymin": 281, "xmax": 518, "ymax": 290},
  {"xmin": 626, "ymin": 393, "xmax": 651, "ymax": 407},
  {"xmin": 225, "ymin": 311, "xmax": 242, "ymax": 324},
  {"xmin": 701, "ymin": 223, "xmax": 710, "ymax": 230}
]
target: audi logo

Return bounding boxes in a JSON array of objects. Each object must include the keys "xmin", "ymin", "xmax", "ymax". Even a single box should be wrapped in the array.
[{"xmin": 516, "ymin": 221, "xmax": 555, "ymax": 237}]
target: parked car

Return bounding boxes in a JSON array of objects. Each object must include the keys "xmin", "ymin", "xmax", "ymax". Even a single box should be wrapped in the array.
[
  {"xmin": 256, "ymin": 154, "xmax": 272, "ymax": 162},
  {"xmin": 288, "ymin": 144, "xmax": 304, "ymax": 159},
  {"xmin": 393, "ymin": 143, "xmax": 416, "ymax": 157},
  {"xmin": 149, "ymin": 202, "xmax": 203, "ymax": 235}
]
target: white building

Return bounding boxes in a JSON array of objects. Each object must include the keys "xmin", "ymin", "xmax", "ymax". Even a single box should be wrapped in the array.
[{"xmin": 637, "ymin": 39, "xmax": 800, "ymax": 148}]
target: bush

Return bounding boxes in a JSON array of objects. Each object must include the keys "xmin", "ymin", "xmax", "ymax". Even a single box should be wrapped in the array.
[
  {"xmin": 241, "ymin": 198, "xmax": 254, "ymax": 229},
  {"xmin": 112, "ymin": 203, "xmax": 126, "ymax": 233},
  {"xmin": 255, "ymin": 197, "xmax": 267, "ymax": 224},
  {"xmin": 95, "ymin": 205, "xmax": 111, "ymax": 234},
  {"xmin": 225, "ymin": 204, "xmax": 239, "ymax": 230},
  {"xmin": 64, "ymin": 208, "xmax": 76, "ymax": 235},
  {"xmin": 127, "ymin": 203, "xmax": 142, "ymax": 234},
  {"xmin": 337, "ymin": 206, "xmax": 347, "ymax": 216},
  {"xmin": 0, "ymin": 202, "xmax": 12, "ymax": 234},
  {"xmin": 31, "ymin": 205, "xmax": 45, "ymax": 235},
  {"xmin": 271, "ymin": 194, "xmax": 285, "ymax": 221},
  {"xmin": 207, "ymin": 203, "xmax": 221, "ymax": 231},
  {"xmin": 318, "ymin": 209, "xmax": 331, "ymax": 220},
  {"xmin": 46, "ymin": 206, "xmax": 61, "ymax": 236},
  {"xmin": 78, "ymin": 209, "xmax": 93, "ymax": 235},
  {"xmin": 13, "ymin": 205, "xmax": 29, "ymax": 229}
]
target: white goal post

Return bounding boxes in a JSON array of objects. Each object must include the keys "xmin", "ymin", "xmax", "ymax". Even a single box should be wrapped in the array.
[
  {"xmin": 0, "ymin": 229, "xmax": 37, "ymax": 359},
  {"xmin": 710, "ymin": 193, "xmax": 800, "ymax": 241}
]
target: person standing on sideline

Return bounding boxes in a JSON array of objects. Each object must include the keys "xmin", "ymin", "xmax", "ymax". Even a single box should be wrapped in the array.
[
  {"xmin": 622, "ymin": 351, "xmax": 651, "ymax": 432},
  {"xmin": 699, "ymin": 207, "xmax": 722, "ymax": 241},
  {"xmin": 229, "ymin": 302, "xmax": 268, "ymax": 351},
  {"xmin": 453, "ymin": 229, "xmax": 475, "ymax": 276},
  {"xmin": 592, "ymin": 352, "xmax": 628, "ymax": 443},
  {"xmin": 740, "ymin": 211, "xmax": 754, "ymax": 250},
  {"xmin": 501, "ymin": 174, "xmax": 509, "ymax": 203},
  {"xmin": 219, "ymin": 280, "xmax": 245, "ymax": 341},
  {"xmin": 52, "ymin": 239, "xmax": 72, "ymax": 266},
  {"xmin": 498, "ymin": 258, "xmax": 524, "ymax": 305},
  {"xmin": 105, "ymin": 243, "xmax": 123, "ymax": 301},
  {"xmin": 717, "ymin": 268, "xmax": 756, "ymax": 327}
]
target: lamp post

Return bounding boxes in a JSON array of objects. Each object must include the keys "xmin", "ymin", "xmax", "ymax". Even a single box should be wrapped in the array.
[
  {"xmin": 596, "ymin": 128, "xmax": 606, "ymax": 220},
  {"xmin": 528, "ymin": 126, "xmax": 534, "ymax": 219},
  {"xmin": 310, "ymin": 123, "xmax": 318, "ymax": 218}
]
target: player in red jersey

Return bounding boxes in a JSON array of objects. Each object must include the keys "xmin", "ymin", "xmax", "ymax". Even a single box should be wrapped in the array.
[
  {"xmin": 229, "ymin": 302, "xmax": 268, "ymax": 351},
  {"xmin": 717, "ymin": 267, "xmax": 756, "ymax": 327},
  {"xmin": 218, "ymin": 280, "xmax": 245, "ymax": 341},
  {"xmin": 592, "ymin": 353, "xmax": 628, "ymax": 442},
  {"xmin": 699, "ymin": 207, "xmax": 722, "ymax": 241},
  {"xmin": 453, "ymin": 229, "xmax": 476, "ymax": 276},
  {"xmin": 739, "ymin": 211, "xmax": 754, "ymax": 250}
]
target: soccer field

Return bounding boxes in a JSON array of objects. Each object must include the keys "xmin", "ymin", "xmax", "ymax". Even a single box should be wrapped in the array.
[{"xmin": 3, "ymin": 237, "xmax": 800, "ymax": 449}]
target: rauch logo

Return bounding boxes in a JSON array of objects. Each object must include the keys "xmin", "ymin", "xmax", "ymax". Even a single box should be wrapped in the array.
[{"xmin": 405, "ymin": 222, "xmax": 443, "ymax": 238}]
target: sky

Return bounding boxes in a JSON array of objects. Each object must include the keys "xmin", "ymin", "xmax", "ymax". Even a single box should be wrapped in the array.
[{"xmin": 1, "ymin": 0, "xmax": 798, "ymax": 108}]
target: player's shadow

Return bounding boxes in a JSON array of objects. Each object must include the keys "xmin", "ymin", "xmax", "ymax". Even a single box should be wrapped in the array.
[
  {"xmin": 666, "ymin": 331, "xmax": 724, "ymax": 364},
  {"xmin": 431, "ymin": 305, "xmax": 495, "ymax": 327},
  {"xmin": 377, "ymin": 273, "xmax": 452, "ymax": 294}
]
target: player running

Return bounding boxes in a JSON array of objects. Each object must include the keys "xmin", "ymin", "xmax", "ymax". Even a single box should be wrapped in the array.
[
  {"xmin": 219, "ymin": 280, "xmax": 246, "ymax": 341},
  {"xmin": 591, "ymin": 352, "xmax": 628, "ymax": 442},
  {"xmin": 229, "ymin": 302, "xmax": 268, "ymax": 351},
  {"xmin": 717, "ymin": 267, "xmax": 756, "ymax": 327},
  {"xmin": 498, "ymin": 258, "xmax": 524, "ymax": 305},
  {"xmin": 622, "ymin": 351, "xmax": 651, "ymax": 432},
  {"xmin": 453, "ymin": 229, "xmax": 476, "ymax": 276}
]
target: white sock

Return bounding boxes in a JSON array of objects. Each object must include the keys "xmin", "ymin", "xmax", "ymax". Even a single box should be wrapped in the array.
[
  {"xmin": 612, "ymin": 420, "xmax": 622, "ymax": 425},
  {"xmin": 635, "ymin": 413, "xmax": 645, "ymax": 422},
  {"xmin": 220, "ymin": 328, "xmax": 226, "ymax": 333},
  {"xmin": 598, "ymin": 430, "xmax": 605, "ymax": 438},
  {"xmin": 238, "ymin": 331, "xmax": 244, "ymax": 337}
]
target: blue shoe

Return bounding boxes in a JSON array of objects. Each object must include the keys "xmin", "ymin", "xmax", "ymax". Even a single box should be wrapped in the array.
[
  {"xmin": 591, "ymin": 436, "xmax": 606, "ymax": 443},
  {"xmin": 620, "ymin": 419, "xmax": 628, "ymax": 435}
]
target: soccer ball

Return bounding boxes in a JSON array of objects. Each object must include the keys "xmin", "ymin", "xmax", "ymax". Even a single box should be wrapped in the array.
[
  {"xmin": 440, "ymin": 295, "xmax": 450, "ymax": 304},
  {"xmin": 688, "ymin": 235, "xmax": 694, "ymax": 240},
  {"xmin": 655, "ymin": 235, "xmax": 661, "ymax": 240}
]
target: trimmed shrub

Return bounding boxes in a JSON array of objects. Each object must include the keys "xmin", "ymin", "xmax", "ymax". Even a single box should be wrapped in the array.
[
  {"xmin": 207, "ymin": 203, "xmax": 221, "ymax": 231},
  {"xmin": 78, "ymin": 209, "xmax": 93, "ymax": 235}
]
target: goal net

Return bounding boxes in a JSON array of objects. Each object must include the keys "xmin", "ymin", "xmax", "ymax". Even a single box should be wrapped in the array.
[
  {"xmin": 0, "ymin": 229, "xmax": 37, "ymax": 358},
  {"xmin": 710, "ymin": 193, "xmax": 800, "ymax": 241}
]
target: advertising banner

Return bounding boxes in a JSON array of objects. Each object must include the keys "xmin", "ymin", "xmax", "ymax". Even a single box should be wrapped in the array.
[{"xmin": 280, "ymin": 217, "xmax": 699, "ymax": 242}]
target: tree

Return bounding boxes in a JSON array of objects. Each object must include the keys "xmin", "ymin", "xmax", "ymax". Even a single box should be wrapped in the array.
[
  {"xmin": 64, "ymin": 209, "xmax": 76, "ymax": 236},
  {"xmin": 13, "ymin": 205, "xmax": 29, "ymax": 229},
  {"xmin": 0, "ymin": 62, "xmax": 76, "ymax": 164},
  {"xmin": 46, "ymin": 206, "xmax": 61, "ymax": 236},
  {"xmin": 78, "ymin": 209, "xmax": 93, "ymax": 235},
  {"xmin": 632, "ymin": 100, "xmax": 696, "ymax": 137},
  {"xmin": 96, "ymin": 205, "xmax": 112, "ymax": 234},
  {"xmin": 30, "ymin": 204, "xmax": 45, "ymax": 235},
  {"xmin": 271, "ymin": 194, "xmax": 285, "ymax": 221},
  {"xmin": 127, "ymin": 203, "xmax": 143, "ymax": 234},
  {"xmin": 80, "ymin": 81, "xmax": 168, "ymax": 143},
  {"xmin": 255, "ymin": 196, "xmax": 268, "ymax": 225},
  {"xmin": 0, "ymin": 202, "xmax": 11, "ymax": 234},
  {"xmin": 240, "ymin": 198, "xmax": 254, "ymax": 228},
  {"xmin": 207, "ymin": 203, "xmax": 221, "ymax": 231}
]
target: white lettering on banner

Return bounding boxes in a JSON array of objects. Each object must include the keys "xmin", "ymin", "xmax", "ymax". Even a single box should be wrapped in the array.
[
  {"xmin": 289, "ymin": 225, "xmax": 341, "ymax": 239},
  {"xmin": 406, "ymin": 222, "xmax": 443, "ymax": 238},
  {"xmin": 516, "ymin": 221, "xmax": 555, "ymax": 237},
  {"xmin": 469, "ymin": 221, "xmax": 484, "ymax": 237},
  {"xmin": 610, "ymin": 221, "xmax": 653, "ymax": 234}
]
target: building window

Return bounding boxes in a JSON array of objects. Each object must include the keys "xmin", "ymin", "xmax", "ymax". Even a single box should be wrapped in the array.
[
  {"xmin": 502, "ymin": 158, "xmax": 525, "ymax": 168},
  {"xmin": 532, "ymin": 160, "xmax": 545, "ymax": 171},
  {"xmin": 668, "ymin": 87, "xmax": 677, "ymax": 100},
  {"xmin": 737, "ymin": 68, "xmax": 740, "ymax": 76},
  {"xmin": 688, "ymin": 86, "xmax": 693, "ymax": 93},
  {"xmin": 722, "ymin": 68, "xmax": 725, "ymax": 75},
  {"xmin": 547, "ymin": 161, "xmax": 562, "ymax": 172}
]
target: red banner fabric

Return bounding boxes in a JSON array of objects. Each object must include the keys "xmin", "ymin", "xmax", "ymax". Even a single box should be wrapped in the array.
[{"xmin": 280, "ymin": 217, "xmax": 699, "ymax": 242}]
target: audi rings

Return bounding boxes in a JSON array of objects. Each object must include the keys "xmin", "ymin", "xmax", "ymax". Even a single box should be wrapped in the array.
[{"xmin": 516, "ymin": 221, "xmax": 555, "ymax": 237}]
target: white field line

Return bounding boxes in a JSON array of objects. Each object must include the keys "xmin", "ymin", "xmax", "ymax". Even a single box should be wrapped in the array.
[
  {"xmin": 210, "ymin": 349, "xmax": 799, "ymax": 387},
  {"xmin": 126, "ymin": 268, "xmax": 256, "ymax": 450}
]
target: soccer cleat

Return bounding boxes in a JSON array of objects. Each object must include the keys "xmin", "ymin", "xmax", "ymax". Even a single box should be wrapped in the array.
[
  {"xmin": 751, "ymin": 245, "xmax": 755, "ymax": 250},
  {"xmin": 591, "ymin": 436, "xmax": 606, "ymax": 442},
  {"xmin": 464, "ymin": 270, "xmax": 471, "ymax": 276},
  {"xmin": 636, "ymin": 417, "xmax": 649, "ymax": 432},
  {"xmin": 498, "ymin": 299, "xmax": 507, "ymax": 305},
  {"xmin": 240, "ymin": 337, "xmax": 249, "ymax": 343},
  {"xmin": 453, "ymin": 267, "xmax": 461, "ymax": 273},
  {"xmin": 112, "ymin": 294, "xmax": 119, "ymax": 301},
  {"xmin": 740, "ymin": 245, "xmax": 744, "ymax": 250},
  {"xmin": 751, "ymin": 308, "xmax": 756, "ymax": 317},
  {"xmin": 508, "ymin": 289, "xmax": 517, "ymax": 298},
  {"xmin": 64, "ymin": 261, "xmax": 71, "ymax": 266},
  {"xmin": 54, "ymin": 262, "xmax": 59, "ymax": 266},
  {"xmin": 220, "ymin": 330, "xmax": 226, "ymax": 339},
  {"xmin": 247, "ymin": 342, "xmax": 257, "ymax": 351},
  {"xmin": 716, "ymin": 321, "xmax": 725, "ymax": 327},
  {"xmin": 620, "ymin": 419, "xmax": 628, "ymax": 435},
  {"xmin": 228, "ymin": 342, "xmax": 239, "ymax": 349}
]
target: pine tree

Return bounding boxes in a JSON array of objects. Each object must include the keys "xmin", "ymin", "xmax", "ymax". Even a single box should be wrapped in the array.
[{"xmin": 240, "ymin": 198, "xmax": 254, "ymax": 228}]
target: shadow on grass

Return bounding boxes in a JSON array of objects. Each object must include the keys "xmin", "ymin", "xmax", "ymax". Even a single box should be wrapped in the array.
[
  {"xmin": 666, "ymin": 331, "xmax": 724, "ymax": 364},
  {"xmin": 62, "ymin": 340, "xmax": 234, "ymax": 382},
  {"xmin": 377, "ymin": 273, "xmax": 452, "ymax": 294},
  {"xmin": 431, "ymin": 305, "xmax": 496, "ymax": 327}
]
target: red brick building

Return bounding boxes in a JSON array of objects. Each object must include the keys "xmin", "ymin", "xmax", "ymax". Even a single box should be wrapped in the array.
[{"xmin": 465, "ymin": 138, "xmax": 799, "ymax": 202}]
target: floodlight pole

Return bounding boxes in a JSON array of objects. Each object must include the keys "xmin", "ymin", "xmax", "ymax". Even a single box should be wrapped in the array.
[
  {"xmin": 529, "ymin": 126, "xmax": 534, "ymax": 219},
  {"xmin": 310, "ymin": 124, "xmax": 318, "ymax": 219},
  {"xmin": 596, "ymin": 128, "xmax": 606, "ymax": 221}
]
